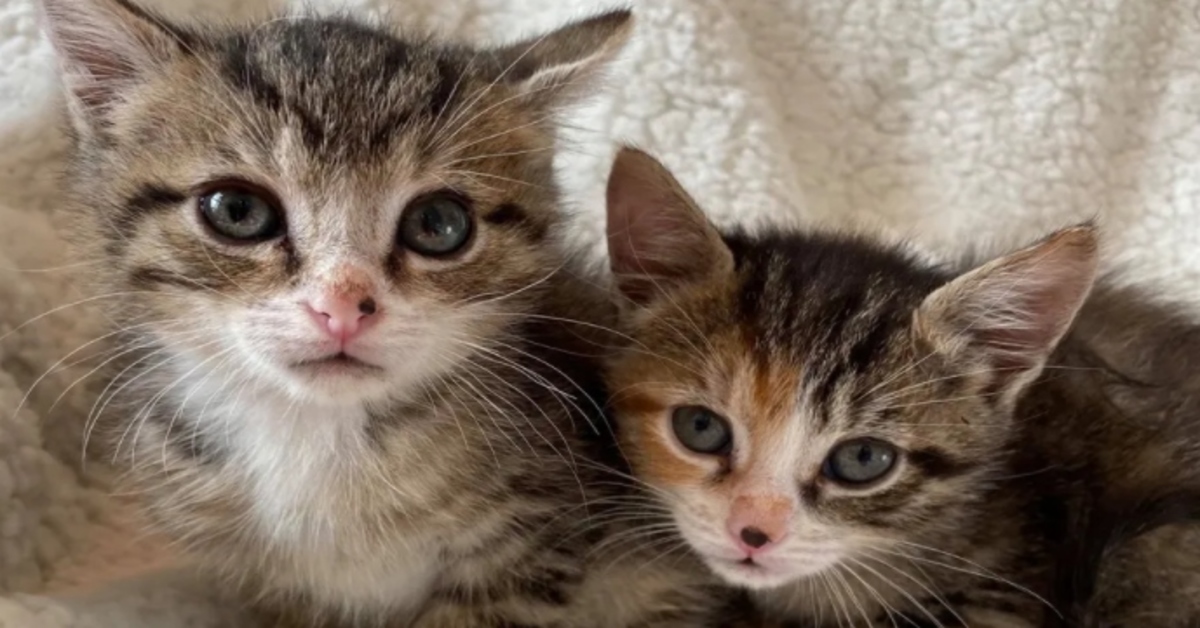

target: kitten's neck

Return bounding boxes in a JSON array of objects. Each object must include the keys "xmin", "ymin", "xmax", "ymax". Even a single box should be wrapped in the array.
[{"xmin": 127, "ymin": 353, "xmax": 477, "ymax": 617}]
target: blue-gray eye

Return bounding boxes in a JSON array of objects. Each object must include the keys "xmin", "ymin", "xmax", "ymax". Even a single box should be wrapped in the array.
[
  {"xmin": 198, "ymin": 185, "xmax": 283, "ymax": 242},
  {"xmin": 823, "ymin": 438, "xmax": 899, "ymax": 486},
  {"xmin": 399, "ymin": 193, "xmax": 472, "ymax": 256},
  {"xmin": 671, "ymin": 406, "xmax": 732, "ymax": 455}
]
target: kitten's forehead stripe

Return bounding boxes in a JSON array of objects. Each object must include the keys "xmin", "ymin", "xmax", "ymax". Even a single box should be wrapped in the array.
[
  {"xmin": 220, "ymin": 35, "xmax": 283, "ymax": 112},
  {"xmin": 846, "ymin": 312, "xmax": 897, "ymax": 375},
  {"xmin": 216, "ymin": 20, "xmax": 468, "ymax": 161},
  {"xmin": 428, "ymin": 58, "xmax": 463, "ymax": 121},
  {"xmin": 727, "ymin": 230, "xmax": 949, "ymax": 431},
  {"xmin": 746, "ymin": 353, "xmax": 802, "ymax": 437}
]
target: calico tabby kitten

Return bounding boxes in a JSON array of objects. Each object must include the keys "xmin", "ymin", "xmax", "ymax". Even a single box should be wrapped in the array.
[
  {"xmin": 43, "ymin": 2, "xmax": 732, "ymax": 625},
  {"xmin": 602, "ymin": 147, "xmax": 1200, "ymax": 627}
]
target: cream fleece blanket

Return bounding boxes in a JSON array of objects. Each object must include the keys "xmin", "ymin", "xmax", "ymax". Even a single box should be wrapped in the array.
[{"xmin": 3, "ymin": 0, "xmax": 1200, "ymax": 625}]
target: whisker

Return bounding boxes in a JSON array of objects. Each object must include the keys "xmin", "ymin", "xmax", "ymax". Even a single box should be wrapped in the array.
[
  {"xmin": 841, "ymin": 560, "xmax": 902, "ymax": 628},
  {"xmin": 858, "ymin": 553, "xmax": 963, "ymax": 628},
  {"xmin": 873, "ymin": 544, "xmax": 1058, "ymax": 617},
  {"xmin": 0, "ymin": 291, "xmax": 162, "ymax": 344},
  {"xmin": 122, "ymin": 345, "xmax": 238, "ymax": 466},
  {"xmin": 831, "ymin": 563, "xmax": 873, "ymax": 628}
]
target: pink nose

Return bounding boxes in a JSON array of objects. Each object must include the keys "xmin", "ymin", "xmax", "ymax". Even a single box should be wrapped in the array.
[
  {"xmin": 727, "ymin": 494, "xmax": 792, "ymax": 556},
  {"xmin": 307, "ymin": 294, "xmax": 378, "ymax": 343}
]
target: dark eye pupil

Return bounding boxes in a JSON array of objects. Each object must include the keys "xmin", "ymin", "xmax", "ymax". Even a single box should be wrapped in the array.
[
  {"xmin": 855, "ymin": 444, "xmax": 873, "ymax": 465},
  {"xmin": 692, "ymin": 415, "xmax": 712, "ymax": 432},
  {"xmin": 225, "ymin": 195, "xmax": 253, "ymax": 222},
  {"xmin": 420, "ymin": 206, "xmax": 451, "ymax": 235}
]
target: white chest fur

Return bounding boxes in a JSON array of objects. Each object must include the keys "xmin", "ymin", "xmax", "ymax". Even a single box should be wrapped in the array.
[{"xmin": 172, "ymin": 369, "xmax": 442, "ymax": 617}]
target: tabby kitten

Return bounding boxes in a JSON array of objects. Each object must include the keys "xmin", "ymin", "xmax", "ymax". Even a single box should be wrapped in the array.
[
  {"xmin": 43, "ymin": 2, "xmax": 729, "ymax": 626},
  {"xmin": 602, "ymin": 147, "xmax": 1200, "ymax": 627}
]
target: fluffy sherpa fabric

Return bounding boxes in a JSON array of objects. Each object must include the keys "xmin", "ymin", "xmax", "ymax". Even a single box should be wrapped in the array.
[{"xmin": 3, "ymin": 0, "xmax": 1200, "ymax": 625}]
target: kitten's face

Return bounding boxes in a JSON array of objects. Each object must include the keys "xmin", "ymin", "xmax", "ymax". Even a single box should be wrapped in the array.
[
  {"xmin": 603, "ymin": 148, "xmax": 1098, "ymax": 590},
  {"xmin": 47, "ymin": 0, "xmax": 630, "ymax": 405},
  {"xmin": 608, "ymin": 247, "xmax": 1004, "ymax": 589}
]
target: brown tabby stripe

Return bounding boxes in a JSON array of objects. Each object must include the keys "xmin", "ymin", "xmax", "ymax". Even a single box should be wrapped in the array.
[
  {"xmin": 111, "ymin": 183, "xmax": 188, "ymax": 243},
  {"xmin": 484, "ymin": 202, "xmax": 546, "ymax": 241},
  {"xmin": 217, "ymin": 24, "xmax": 464, "ymax": 159},
  {"xmin": 907, "ymin": 446, "xmax": 976, "ymax": 479},
  {"xmin": 128, "ymin": 266, "xmax": 220, "ymax": 291}
]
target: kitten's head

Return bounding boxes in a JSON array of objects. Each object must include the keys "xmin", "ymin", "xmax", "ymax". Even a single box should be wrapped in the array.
[
  {"xmin": 44, "ymin": 0, "xmax": 630, "ymax": 404},
  {"xmin": 603, "ymin": 148, "xmax": 1098, "ymax": 590}
]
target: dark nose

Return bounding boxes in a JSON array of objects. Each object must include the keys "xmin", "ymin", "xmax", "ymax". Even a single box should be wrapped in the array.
[{"xmin": 740, "ymin": 526, "xmax": 771, "ymax": 549}]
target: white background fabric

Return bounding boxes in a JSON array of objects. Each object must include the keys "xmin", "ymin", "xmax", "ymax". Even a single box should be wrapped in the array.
[{"xmin": 2, "ymin": 0, "xmax": 1200, "ymax": 624}]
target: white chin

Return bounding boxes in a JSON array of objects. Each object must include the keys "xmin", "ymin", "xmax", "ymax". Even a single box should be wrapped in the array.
[
  {"xmin": 272, "ymin": 361, "xmax": 394, "ymax": 404},
  {"xmin": 707, "ymin": 558, "xmax": 801, "ymax": 590},
  {"xmin": 706, "ymin": 553, "xmax": 845, "ymax": 591}
]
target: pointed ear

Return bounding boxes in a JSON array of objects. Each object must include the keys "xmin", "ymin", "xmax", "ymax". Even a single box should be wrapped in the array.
[
  {"xmin": 41, "ymin": 0, "xmax": 185, "ymax": 130},
  {"xmin": 605, "ymin": 147, "xmax": 732, "ymax": 307},
  {"xmin": 914, "ymin": 225, "xmax": 1100, "ymax": 396},
  {"xmin": 492, "ymin": 9, "xmax": 632, "ymax": 109}
]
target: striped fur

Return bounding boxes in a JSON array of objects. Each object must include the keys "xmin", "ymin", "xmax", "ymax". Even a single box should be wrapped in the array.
[
  {"xmin": 46, "ymin": 3, "xmax": 741, "ymax": 626},
  {"xmin": 604, "ymin": 147, "xmax": 1200, "ymax": 627}
]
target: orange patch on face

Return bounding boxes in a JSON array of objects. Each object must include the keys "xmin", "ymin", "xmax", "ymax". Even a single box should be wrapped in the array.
[
  {"xmin": 613, "ymin": 388, "xmax": 711, "ymax": 486},
  {"xmin": 635, "ymin": 425, "xmax": 709, "ymax": 486},
  {"xmin": 750, "ymin": 358, "xmax": 799, "ymax": 426},
  {"xmin": 611, "ymin": 343, "xmax": 807, "ymax": 493},
  {"xmin": 612, "ymin": 390, "xmax": 664, "ymax": 419},
  {"xmin": 732, "ymin": 351, "xmax": 802, "ymax": 470}
]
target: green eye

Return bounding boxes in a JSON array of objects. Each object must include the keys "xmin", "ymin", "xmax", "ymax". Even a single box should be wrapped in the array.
[
  {"xmin": 823, "ymin": 438, "xmax": 899, "ymax": 486},
  {"xmin": 671, "ymin": 406, "xmax": 732, "ymax": 455},
  {"xmin": 399, "ymin": 192, "xmax": 473, "ymax": 256},
  {"xmin": 198, "ymin": 184, "xmax": 283, "ymax": 242}
]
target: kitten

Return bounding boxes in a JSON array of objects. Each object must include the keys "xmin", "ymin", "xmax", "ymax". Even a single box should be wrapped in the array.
[
  {"xmin": 602, "ymin": 146, "xmax": 1200, "ymax": 627},
  {"xmin": 42, "ymin": 1, "xmax": 733, "ymax": 625}
]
